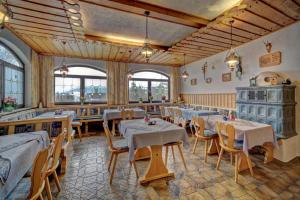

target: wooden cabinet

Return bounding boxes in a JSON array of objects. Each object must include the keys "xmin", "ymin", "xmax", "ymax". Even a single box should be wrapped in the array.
[{"xmin": 236, "ymin": 85, "xmax": 297, "ymax": 139}]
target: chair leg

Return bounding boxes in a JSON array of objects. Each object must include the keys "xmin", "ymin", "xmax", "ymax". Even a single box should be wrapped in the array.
[
  {"xmin": 165, "ymin": 146, "xmax": 169, "ymax": 167},
  {"xmin": 110, "ymin": 153, "xmax": 118, "ymax": 184},
  {"xmin": 108, "ymin": 153, "xmax": 114, "ymax": 172},
  {"xmin": 204, "ymin": 140, "xmax": 208, "ymax": 163},
  {"xmin": 39, "ymin": 194, "xmax": 44, "ymax": 200},
  {"xmin": 131, "ymin": 160, "xmax": 139, "ymax": 178},
  {"xmin": 53, "ymin": 170, "xmax": 61, "ymax": 192},
  {"xmin": 214, "ymin": 138, "xmax": 220, "ymax": 155},
  {"xmin": 235, "ymin": 153, "xmax": 239, "ymax": 183},
  {"xmin": 45, "ymin": 176, "xmax": 52, "ymax": 200},
  {"xmin": 216, "ymin": 147, "xmax": 224, "ymax": 170},
  {"xmin": 77, "ymin": 126, "xmax": 82, "ymax": 142},
  {"xmin": 177, "ymin": 144, "xmax": 187, "ymax": 170},
  {"xmin": 230, "ymin": 153, "xmax": 233, "ymax": 165},
  {"xmin": 171, "ymin": 146, "xmax": 175, "ymax": 162},
  {"xmin": 192, "ymin": 137, "xmax": 199, "ymax": 153},
  {"xmin": 245, "ymin": 154, "xmax": 254, "ymax": 176},
  {"xmin": 190, "ymin": 125, "xmax": 194, "ymax": 135}
]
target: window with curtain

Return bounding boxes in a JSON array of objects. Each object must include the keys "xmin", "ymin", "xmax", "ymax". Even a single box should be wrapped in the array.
[
  {"xmin": 128, "ymin": 71, "xmax": 169, "ymax": 103},
  {"xmin": 0, "ymin": 43, "xmax": 24, "ymax": 107},
  {"xmin": 54, "ymin": 66, "xmax": 107, "ymax": 104}
]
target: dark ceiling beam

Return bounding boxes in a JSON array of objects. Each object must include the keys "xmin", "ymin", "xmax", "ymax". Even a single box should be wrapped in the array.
[{"xmin": 80, "ymin": 0, "xmax": 209, "ymax": 28}]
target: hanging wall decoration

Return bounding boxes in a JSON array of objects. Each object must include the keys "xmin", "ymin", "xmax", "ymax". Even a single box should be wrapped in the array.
[
  {"xmin": 191, "ymin": 78, "xmax": 197, "ymax": 85},
  {"xmin": 222, "ymin": 73, "xmax": 231, "ymax": 82},
  {"xmin": 201, "ymin": 61, "xmax": 208, "ymax": 80},
  {"xmin": 205, "ymin": 77, "xmax": 212, "ymax": 84}
]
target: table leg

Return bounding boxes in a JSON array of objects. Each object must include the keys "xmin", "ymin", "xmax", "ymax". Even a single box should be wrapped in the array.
[
  {"xmin": 139, "ymin": 145, "xmax": 174, "ymax": 185},
  {"xmin": 135, "ymin": 147, "xmax": 151, "ymax": 160},
  {"xmin": 263, "ymin": 142, "xmax": 274, "ymax": 163},
  {"xmin": 238, "ymin": 153, "xmax": 256, "ymax": 172}
]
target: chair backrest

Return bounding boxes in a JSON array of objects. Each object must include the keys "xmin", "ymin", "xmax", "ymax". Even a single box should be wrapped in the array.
[
  {"xmin": 120, "ymin": 109, "xmax": 134, "ymax": 120},
  {"xmin": 29, "ymin": 147, "xmax": 50, "ymax": 199},
  {"xmin": 167, "ymin": 107, "xmax": 174, "ymax": 119},
  {"xmin": 192, "ymin": 116, "xmax": 205, "ymax": 137},
  {"xmin": 159, "ymin": 106, "xmax": 165, "ymax": 117},
  {"xmin": 49, "ymin": 130, "xmax": 66, "ymax": 171},
  {"xmin": 216, "ymin": 122, "xmax": 236, "ymax": 149},
  {"xmin": 103, "ymin": 122, "xmax": 114, "ymax": 151}
]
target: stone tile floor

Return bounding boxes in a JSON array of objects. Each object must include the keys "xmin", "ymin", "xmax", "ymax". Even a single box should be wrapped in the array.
[{"xmin": 52, "ymin": 135, "xmax": 300, "ymax": 200}]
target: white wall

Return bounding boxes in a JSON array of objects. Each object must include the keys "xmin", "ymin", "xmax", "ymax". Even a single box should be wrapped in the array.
[
  {"xmin": 0, "ymin": 29, "xmax": 32, "ymax": 107},
  {"xmin": 180, "ymin": 21, "xmax": 300, "ymax": 161},
  {"xmin": 181, "ymin": 21, "xmax": 300, "ymax": 93}
]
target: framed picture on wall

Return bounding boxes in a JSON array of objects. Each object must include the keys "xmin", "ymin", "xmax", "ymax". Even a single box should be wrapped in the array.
[
  {"xmin": 191, "ymin": 78, "xmax": 197, "ymax": 85},
  {"xmin": 222, "ymin": 72, "xmax": 231, "ymax": 82}
]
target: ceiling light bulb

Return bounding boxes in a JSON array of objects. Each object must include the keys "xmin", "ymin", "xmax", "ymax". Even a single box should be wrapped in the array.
[
  {"xmin": 72, "ymin": 22, "xmax": 80, "ymax": 26},
  {"xmin": 70, "ymin": 15, "xmax": 79, "ymax": 20},
  {"xmin": 68, "ymin": 8, "xmax": 78, "ymax": 14}
]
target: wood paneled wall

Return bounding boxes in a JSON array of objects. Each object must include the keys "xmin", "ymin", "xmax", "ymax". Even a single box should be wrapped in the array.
[{"xmin": 180, "ymin": 93, "xmax": 236, "ymax": 109}]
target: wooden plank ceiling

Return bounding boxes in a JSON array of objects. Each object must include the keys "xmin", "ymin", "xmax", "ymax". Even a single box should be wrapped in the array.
[{"xmin": 4, "ymin": 0, "xmax": 300, "ymax": 67}]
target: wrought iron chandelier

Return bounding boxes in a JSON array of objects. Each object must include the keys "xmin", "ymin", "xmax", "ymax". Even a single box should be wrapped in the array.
[
  {"xmin": 141, "ymin": 11, "xmax": 153, "ymax": 62},
  {"xmin": 181, "ymin": 54, "xmax": 189, "ymax": 80},
  {"xmin": 59, "ymin": 41, "xmax": 69, "ymax": 77},
  {"xmin": 224, "ymin": 20, "xmax": 239, "ymax": 71}
]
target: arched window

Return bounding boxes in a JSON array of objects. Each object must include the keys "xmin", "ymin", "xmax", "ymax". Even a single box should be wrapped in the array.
[
  {"xmin": 0, "ymin": 42, "xmax": 24, "ymax": 107},
  {"xmin": 129, "ymin": 71, "xmax": 169, "ymax": 103},
  {"xmin": 54, "ymin": 66, "xmax": 107, "ymax": 104}
]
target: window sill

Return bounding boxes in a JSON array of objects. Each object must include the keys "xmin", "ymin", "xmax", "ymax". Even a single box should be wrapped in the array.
[{"xmin": 0, "ymin": 107, "xmax": 34, "ymax": 118}]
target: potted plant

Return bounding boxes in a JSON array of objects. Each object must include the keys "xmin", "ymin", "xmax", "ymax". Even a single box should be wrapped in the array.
[
  {"xmin": 161, "ymin": 95, "xmax": 166, "ymax": 103},
  {"xmin": 3, "ymin": 97, "xmax": 16, "ymax": 112},
  {"xmin": 80, "ymin": 96, "xmax": 85, "ymax": 105},
  {"xmin": 149, "ymin": 95, "xmax": 153, "ymax": 103},
  {"xmin": 138, "ymin": 97, "xmax": 143, "ymax": 104}
]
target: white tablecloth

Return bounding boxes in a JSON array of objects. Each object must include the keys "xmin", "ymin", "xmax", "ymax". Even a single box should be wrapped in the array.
[
  {"xmin": 164, "ymin": 107, "xmax": 219, "ymax": 120},
  {"xmin": 0, "ymin": 131, "xmax": 50, "ymax": 199},
  {"xmin": 119, "ymin": 118, "xmax": 189, "ymax": 161},
  {"xmin": 201, "ymin": 115, "xmax": 277, "ymax": 155},
  {"xmin": 103, "ymin": 108, "xmax": 145, "ymax": 122},
  {"xmin": 36, "ymin": 110, "xmax": 76, "ymax": 120}
]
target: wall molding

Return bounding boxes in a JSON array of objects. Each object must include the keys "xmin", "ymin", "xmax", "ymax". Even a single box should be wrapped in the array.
[{"xmin": 180, "ymin": 93, "xmax": 236, "ymax": 109}]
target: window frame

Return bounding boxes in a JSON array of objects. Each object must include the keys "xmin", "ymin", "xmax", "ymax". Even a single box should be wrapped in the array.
[
  {"xmin": 0, "ymin": 42, "xmax": 25, "ymax": 108},
  {"xmin": 128, "ymin": 70, "xmax": 170, "ymax": 103},
  {"xmin": 54, "ymin": 66, "xmax": 107, "ymax": 105}
]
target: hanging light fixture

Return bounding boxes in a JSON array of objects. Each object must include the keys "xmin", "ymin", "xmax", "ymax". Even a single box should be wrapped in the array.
[
  {"xmin": 224, "ymin": 20, "xmax": 239, "ymax": 71},
  {"xmin": 181, "ymin": 54, "xmax": 189, "ymax": 80},
  {"xmin": 0, "ymin": 0, "xmax": 12, "ymax": 29},
  {"xmin": 141, "ymin": 11, "xmax": 153, "ymax": 62},
  {"xmin": 59, "ymin": 41, "xmax": 69, "ymax": 77}
]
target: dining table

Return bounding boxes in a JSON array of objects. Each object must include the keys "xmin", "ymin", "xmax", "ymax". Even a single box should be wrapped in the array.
[
  {"xmin": 119, "ymin": 118, "xmax": 189, "ymax": 184},
  {"xmin": 0, "ymin": 131, "xmax": 50, "ymax": 200},
  {"xmin": 202, "ymin": 115, "xmax": 277, "ymax": 171},
  {"xmin": 164, "ymin": 106, "xmax": 219, "ymax": 121}
]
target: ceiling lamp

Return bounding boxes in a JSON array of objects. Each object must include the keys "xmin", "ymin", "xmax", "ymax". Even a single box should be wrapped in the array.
[
  {"xmin": 181, "ymin": 54, "xmax": 189, "ymax": 81},
  {"xmin": 141, "ymin": 11, "xmax": 153, "ymax": 62},
  {"xmin": 0, "ymin": 0, "xmax": 12, "ymax": 29},
  {"xmin": 225, "ymin": 20, "xmax": 239, "ymax": 71},
  {"xmin": 59, "ymin": 41, "xmax": 69, "ymax": 77}
]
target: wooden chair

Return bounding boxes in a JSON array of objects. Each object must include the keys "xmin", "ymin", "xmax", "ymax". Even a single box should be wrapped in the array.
[
  {"xmin": 166, "ymin": 107, "xmax": 175, "ymax": 123},
  {"xmin": 44, "ymin": 132, "xmax": 66, "ymax": 200},
  {"xmin": 159, "ymin": 106, "xmax": 169, "ymax": 121},
  {"xmin": 120, "ymin": 109, "xmax": 134, "ymax": 120},
  {"xmin": 192, "ymin": 116, "xmax": 219, "ymax": 162},
  {"xmin": 6, "ymin": 147, "xmax": 50, "ymax": 200},
  {"xmin": 103, "ymin": 123, "xmax": 139, "ymax": 184},
  {"xmin": 72, "ymin": 121, "xmax": 82, "ymax": 141},
  {"xmin": 164, "ymin": 142, "xmax": 187, "ymax": 170},
  {"xmin": 216, "ymin": 122, "xmax": 254, "ymax": 183}
]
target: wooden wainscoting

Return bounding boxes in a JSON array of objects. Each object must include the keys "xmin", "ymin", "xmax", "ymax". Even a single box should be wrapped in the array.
[{"xmin": 180, "ymin": 93, "xmax": 236, "ymax": 109}]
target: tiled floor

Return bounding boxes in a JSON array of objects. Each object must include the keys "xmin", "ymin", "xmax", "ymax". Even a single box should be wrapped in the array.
[{"xmin": 53, "ymin": 134, "xmax": 300, "ymax": 200}]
